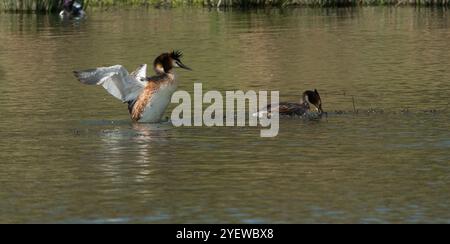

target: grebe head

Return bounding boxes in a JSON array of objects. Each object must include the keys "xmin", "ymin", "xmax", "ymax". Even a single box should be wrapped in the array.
[
  {"xmin": 153, "ymin": 50, "xmax": 192, "ymax": 74},
  {"xmin": 302, "ymin": 89, "xmax": 323, "ymax": 113}
]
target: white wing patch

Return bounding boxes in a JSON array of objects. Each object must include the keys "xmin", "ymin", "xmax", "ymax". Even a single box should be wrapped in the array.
[
  {"xmin": 130, "ymin": 64, "xmax": 148, "ymax": 84},
  {"xmin": 74, "ymin": 64, "xmax": 147, "ymax": 103}
]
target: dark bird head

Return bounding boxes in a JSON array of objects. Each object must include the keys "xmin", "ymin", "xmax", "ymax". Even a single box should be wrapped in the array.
[
  {"xmin": 72, "ymin": 1, "xmax": 82, "ymax": 15},
  {"xmin": 153, "ymin": 50, "xmax": 192, "ymax": 74},
  {"xmin": 303, "ymin": 89, "xmax": 323, "ymax": 114}
]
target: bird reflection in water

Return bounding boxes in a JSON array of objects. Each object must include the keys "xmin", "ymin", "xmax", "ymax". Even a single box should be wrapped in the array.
[{"xmin": 96, "ymin": 122, "xmax": 172, "ymax": 186}]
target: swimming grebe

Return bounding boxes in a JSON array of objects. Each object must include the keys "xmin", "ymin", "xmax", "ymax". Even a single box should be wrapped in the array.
[
  {"xmin": 59, "ymin": 0, "xmax": 85, "ymax": 19},
  {"xmin": 255, "ymin": 89, "xmax": 323, "ymax": 118},
  {"xmin": 74, "ymin": 50, "xmax": 191, "ymax": 123}
]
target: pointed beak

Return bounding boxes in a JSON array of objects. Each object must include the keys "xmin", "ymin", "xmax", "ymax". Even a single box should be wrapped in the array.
[{"xmin": 177, "ymin": 61, "xmax": 192, "ymax": 71}]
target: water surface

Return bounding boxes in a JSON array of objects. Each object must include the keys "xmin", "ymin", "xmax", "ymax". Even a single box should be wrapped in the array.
[{"xmin": 0, "ymin": 7, "xmax": 449, "ymax": 223}]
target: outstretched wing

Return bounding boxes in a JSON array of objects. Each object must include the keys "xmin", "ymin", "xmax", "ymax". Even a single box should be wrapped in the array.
[{"xmin": 74, "ymin": 65, "xmax": 147, "ymax": 102}]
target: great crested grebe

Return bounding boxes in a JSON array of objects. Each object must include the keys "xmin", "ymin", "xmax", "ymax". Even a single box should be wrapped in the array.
[
  {"xmin": 74, "ymin": 50, "xmax": 191, "ymax": 123},
  {"xmin": 255, "ymin": 89, "xmax": 324, "ymax": 118}
]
